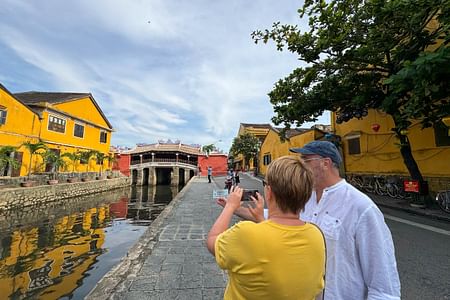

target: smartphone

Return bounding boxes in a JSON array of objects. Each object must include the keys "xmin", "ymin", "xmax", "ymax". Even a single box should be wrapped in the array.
[{"xmin": 241, "ymin": 189, "xmax": 258, "ymax": 201}]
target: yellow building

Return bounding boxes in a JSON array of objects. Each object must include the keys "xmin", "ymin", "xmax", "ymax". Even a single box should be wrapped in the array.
[
  {"xmin": 258, "ymin": 126, "xmax": 331, "ymax": 175},
  {"xmin": 0, "ymin": 82, "xmax": 114, "ymax": 177},
  {"xmin": 0, "ymin": 83, "xmax": 41, "ymax": 176},
  {"xmin": 332, "ymin": 109, "xmax": 450, "ymax": 192},
  {"xmin": 231, "ymin": 123, "xmax": 272, "ymax": 171}
]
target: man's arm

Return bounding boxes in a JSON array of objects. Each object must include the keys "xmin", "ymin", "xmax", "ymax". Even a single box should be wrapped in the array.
[{"xmin": 355, "ymin": 206, "xmax": 401, "ymax": 300}]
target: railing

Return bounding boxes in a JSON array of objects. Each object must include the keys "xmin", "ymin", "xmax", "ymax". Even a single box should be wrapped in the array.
[{"xmin": 130, "ymin": 158, "xmax": 197, "ymax": 167}]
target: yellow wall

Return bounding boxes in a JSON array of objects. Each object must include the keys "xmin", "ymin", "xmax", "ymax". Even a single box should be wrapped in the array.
[
  {"xmin": 0, "ymin": 87, "xmax": 41, "ymax": 176},
  {"xmin": 259, "ymin": 129, "xmax": 318, "ymax": 175},
  {"xmin": 1, "ymin": 86, "xmax": 113, "ymax": 176},
  {"xmin": 333, "ymin": 109, "xmax": 450, "ymax": 178},
  {"xmin": 54, "ymin": 98, "xmax": 110, "ymax": 129}
]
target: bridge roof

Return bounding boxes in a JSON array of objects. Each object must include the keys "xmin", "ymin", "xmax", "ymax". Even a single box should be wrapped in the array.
[{"xmin": 125, "ymin": 143, "xmax": 203, "ymax": 155}]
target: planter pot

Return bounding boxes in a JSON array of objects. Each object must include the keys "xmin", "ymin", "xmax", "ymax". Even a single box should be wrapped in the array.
[
  {"xmin": 47, "ymin": 179, "xmax": 59, "ymax": 185},
  {"xmin": 67, "ymin": 177, "xmax": 78, "ymax": 183},
  {"xmin": 20, "ymin": 181, "xmax": 34, "ymax": 187},
  {"xmin": 107, "ymin": 175, "xmax": 113, "ymax": 179},
  {"xmin": 81, "ymin": 178, "xmax": 90, "ymax": 182}
]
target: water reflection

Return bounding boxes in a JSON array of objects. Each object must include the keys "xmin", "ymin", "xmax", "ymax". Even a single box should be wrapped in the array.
[{"xmin": 0, "ymin": 184, "xmax": 181, "ymax": 299}]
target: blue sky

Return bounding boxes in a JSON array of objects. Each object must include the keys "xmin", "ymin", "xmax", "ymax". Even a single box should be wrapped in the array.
[{"xmin": 0, "ymin": 0, "xmax": 330, "ymax": 152}]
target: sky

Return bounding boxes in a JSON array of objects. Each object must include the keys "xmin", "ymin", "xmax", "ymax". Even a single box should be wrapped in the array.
[{"xmin": 0, "ymin": 0, "xmax": 330, "ymax": 152}]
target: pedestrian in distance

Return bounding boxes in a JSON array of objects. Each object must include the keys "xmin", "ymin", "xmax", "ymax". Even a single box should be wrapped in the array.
[
  {"xmin": 234, "ymin": 170, "xmax": 240, "ymax": 186},
  {"xmin": 207, "ymin": 166, "xmax": 212, "ymax": 183},
  {"xmin": 207, "ymin": 156, "xmax": 326, "ymax": 299},
  {"xmin": 218, "ymin": 141, "xmax": 401, "ymax": 300}
]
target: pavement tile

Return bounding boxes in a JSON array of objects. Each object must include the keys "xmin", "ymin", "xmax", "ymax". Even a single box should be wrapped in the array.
[
  {"xmin": 129, "ymin": 275, "xmax": 158, "ymax": 291},
  {"xmin": 158, "ymin": 288, "xmax": 203, "ymax": 300},
  {"xmin": 121, "ymin": 290, "xmax": 161, "ymax": 300},
  {"xmin": 202, "ymin": 288, "xmax": 225, "ymax": 300}
]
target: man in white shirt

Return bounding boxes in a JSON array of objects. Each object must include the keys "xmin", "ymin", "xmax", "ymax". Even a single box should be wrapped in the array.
[
  {"xmin": 289, "ymin": 141, "xmax": 400, "ymax": 300},
  {"xmin": 218, "ymin": 141, "xmax": 401, "ymax": 299}
]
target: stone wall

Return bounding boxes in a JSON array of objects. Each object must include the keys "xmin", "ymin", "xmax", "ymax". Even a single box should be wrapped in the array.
[
  {"xmin": 0, "ymin": 177, "xmax": 130, "ymax": 211},
  {"xmin": 0, "ymin": 170, "xmax": 124, "ymax": 187},
  {"xmin": 0, "ymin": 187, "xmax": 130, "ymax": 231}
]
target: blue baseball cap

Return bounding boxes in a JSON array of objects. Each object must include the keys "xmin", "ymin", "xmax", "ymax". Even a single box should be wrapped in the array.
[{"xmin": 290, "ymin": 141, "xmax": 342, "ymax": 165}]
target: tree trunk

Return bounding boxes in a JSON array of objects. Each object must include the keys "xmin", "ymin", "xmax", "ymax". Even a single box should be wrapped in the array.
[{"xmin": 396, "ymin": 133, "xmax": 424, "ymax": 182}]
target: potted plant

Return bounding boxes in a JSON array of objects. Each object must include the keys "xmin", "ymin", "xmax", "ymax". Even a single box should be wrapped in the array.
[
  {"xmin": 20, "ymin": 140, "xmax": 47, "ymax": 187},
  {"xmin": 94, "ymin": 151, "xmax": 106, "ymax": 180},
  {"xmin": 0, "ymin": 145, "xmax": 20, "ymax": 177},
  {"xmin": 41, "ymin": 149, "xmax": 67, "ymax": 185},
  {"xmin": 62, "ymin": 152, "xmax": 80, "ymax": 182},
  {"xmin": 105, "ymin": 153, "xmax": 117, "ymax": 179},
  {"xmin": 79, "ymin": 150, "xmax": 97, "ymax": 181}
]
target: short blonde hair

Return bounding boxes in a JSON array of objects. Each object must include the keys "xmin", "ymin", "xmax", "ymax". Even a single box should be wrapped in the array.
[{"xmin": 266, "ymin": 156, "xmax": 313, "ymax": 213}]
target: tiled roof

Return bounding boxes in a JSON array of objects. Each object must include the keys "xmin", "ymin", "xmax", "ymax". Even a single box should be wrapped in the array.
[
  {"xmin": 240, "ymin": 123, "xmax": 272, "ymax": 129},
  {"xmin": 125, "ymin": 143, "xmax": 203, "ymax": 155},
  {"xmin": 13, "ymin": 92, "xmax": 91, "ymax": 104},
  {"xmin": 273, "ymin": 127, "xmax": 310, "ymax": 138},
  {"xmin": 0, "ymin": 83, "xmax": 40, "ymax": 116},
  {"xmin": 13, "ymin": 91, "xmax": 113, "ymax": 130}
]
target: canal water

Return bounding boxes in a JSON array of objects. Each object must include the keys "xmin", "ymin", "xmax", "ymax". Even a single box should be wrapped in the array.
[{"xmin": 0, "ymin": 184, "xmax": 183, "ymax": 300}]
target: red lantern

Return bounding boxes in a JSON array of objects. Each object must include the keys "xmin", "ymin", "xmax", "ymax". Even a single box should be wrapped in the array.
[{"xmin": 371, "ymin": 123, "xmax": 380, "ymax": 132}]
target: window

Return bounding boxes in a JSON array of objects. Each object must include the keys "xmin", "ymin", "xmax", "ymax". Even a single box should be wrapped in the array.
[
  {"xmin": 263, "ymin": 153, "xmax": 271, "ymax": 166},
  {"xmin": 74, "ymin": 124, "xmax": 84, "ymax": 138},
  {"xmin": 48, "ymin": 115, "xmax": 66, "ymax": 133},
  {"xmin": 100, "ymin": 131, "xmax": 107, "ymax": 143},
  {"xmin": 0, "ymin": 109, "xmax": 7, "ymax": 125},
  {"xmin": 347, "ymin": 137, "xmax": 361, "ymax": 155},
  {"xmin": 434, "ymin": 121, "xmax": 450, "ymax": 147}
]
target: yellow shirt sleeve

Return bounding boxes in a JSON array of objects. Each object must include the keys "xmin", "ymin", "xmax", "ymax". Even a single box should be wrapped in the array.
[{"xmin": 215, "ymin": 221, "xmax": 254, "ymax": 270}]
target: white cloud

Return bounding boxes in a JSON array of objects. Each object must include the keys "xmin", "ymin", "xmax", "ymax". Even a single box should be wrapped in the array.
[{"xmin": 0, "ymin": 0, "xmax": 329, "ymax": 151}]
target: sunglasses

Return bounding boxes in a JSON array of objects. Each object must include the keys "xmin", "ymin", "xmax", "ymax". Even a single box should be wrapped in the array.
[
  {"xmin": 262, "ymin": 179, "xmax": 267, "ymax": 187},
  {"xmin": 301, "ymin": 156, "xmax": 324, "ymax": 162}
]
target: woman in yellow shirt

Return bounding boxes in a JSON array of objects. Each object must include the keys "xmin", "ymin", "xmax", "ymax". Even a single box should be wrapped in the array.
[{"xmin": 207, "ymin": 156, "xmax": 325, "ymax": 300}]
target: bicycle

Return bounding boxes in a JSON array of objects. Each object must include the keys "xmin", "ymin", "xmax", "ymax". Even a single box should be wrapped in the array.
[{"xmin": 436, "ymin": 190, "xmax": 450, "ymax": 214}]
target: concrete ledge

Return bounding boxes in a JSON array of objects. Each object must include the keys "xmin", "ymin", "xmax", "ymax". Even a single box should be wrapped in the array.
[
  {"xmin": 0, "ymin": 177, "xmax": 130, "ymax": 211},
  {"xmin": 85, "ymin": 177, "xmax": 196, "ymax": 300}
]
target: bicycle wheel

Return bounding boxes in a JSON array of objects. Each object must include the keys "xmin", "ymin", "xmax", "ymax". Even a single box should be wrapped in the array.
[
  {"xmin": 375, "ymin": 177, "xmax": 387, "ymax": 196},
  {"xmin": 436, "ymin": 191, "xmax": 450, "ymax": 213}
]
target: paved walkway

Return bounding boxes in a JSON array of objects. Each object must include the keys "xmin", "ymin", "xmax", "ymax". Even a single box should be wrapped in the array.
[
  {"xmin": 87, "ymin": 172, "xmax": 449, "ymax": 300},
  {"xmin": 87, "ymin": 175, "xmax": 253, "ymax": 300}
]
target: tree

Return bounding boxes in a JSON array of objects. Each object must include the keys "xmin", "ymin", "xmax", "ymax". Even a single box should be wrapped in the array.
[
  {"xmin": 230, "ymin": 133, "xmax": 261, "ymax": 170},
  {"xmin": 79, "ymin": 150, "xmax": 97, "ymax": 173},
  {"xmin": 40, "ymin": 149, "xmax": 67, "ymax": 180},
  {"xmin": 0, "ymin": 146, "xmax": 19, "ymax": 175},
  {"xmin": 95, "ymin": 151, "xmax": 107, "ymax": 177},
  {"xmin": 62, "ymin": 152, "xmax": 80, "ymax": 176},
  {"xmin": 252, "ymin": 0, "xmax": 450, "ymax": 182},
  {"xmin": 202, "ymin": 144, "xmax": 216, "ymax": 156},
  {"xmin": 21, "ymin": 141, "xmax": 47, "ymax": 180}
]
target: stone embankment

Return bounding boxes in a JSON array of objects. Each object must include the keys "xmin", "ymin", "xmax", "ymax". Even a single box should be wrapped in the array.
[{"xmin": 0, "ymin": 177, "xmax": 130, "ymax": 211}]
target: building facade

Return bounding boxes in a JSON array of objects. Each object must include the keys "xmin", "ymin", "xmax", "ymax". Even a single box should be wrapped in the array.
[
  {"xmin": 333, "ymin": 109, "xmax": 450, "ymax": 192},
  {"xmin": 0, "ymin": 83, "xmax": 114, "ymax": 177}
]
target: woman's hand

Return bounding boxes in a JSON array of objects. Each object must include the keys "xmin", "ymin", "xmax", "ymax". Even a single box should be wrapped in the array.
[
  {"xmin": 248, "ymin": 192, "xmax": 265, "ymax": 223},
  {"xmin": 225, "ymin": 186, "xmax": 243, "ymax": 211}
]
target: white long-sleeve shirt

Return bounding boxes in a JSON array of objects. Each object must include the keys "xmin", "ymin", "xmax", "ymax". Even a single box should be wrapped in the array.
[{"xmin": 264, "ymin": 179, "xmax": 401, "ymax": 299}]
